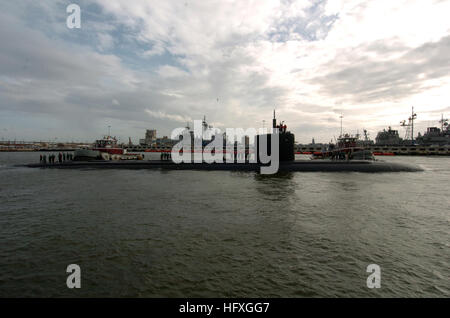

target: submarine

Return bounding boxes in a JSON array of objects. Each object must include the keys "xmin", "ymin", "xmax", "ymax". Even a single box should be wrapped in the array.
[
  {"xmin": 23, "ymin": 159, "xmax": 422, "ymax": 172},
  {"xmin": 24, "ymin": 111, "xmax": 423, "ymax": 173}
]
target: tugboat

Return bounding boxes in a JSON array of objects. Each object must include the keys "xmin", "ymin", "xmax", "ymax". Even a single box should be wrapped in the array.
[
  {"xmin": 312, "ymin": 134, "xmax": 374, "ymax": 161},
  {"xmin": 74, "ymin": 135, "xmax": 143, "ymax": 161}
]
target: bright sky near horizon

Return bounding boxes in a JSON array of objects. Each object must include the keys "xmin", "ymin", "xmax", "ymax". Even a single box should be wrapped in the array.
[{"xmin": 1, "ymin": 0, "xmax": 450, "ymax": 143}]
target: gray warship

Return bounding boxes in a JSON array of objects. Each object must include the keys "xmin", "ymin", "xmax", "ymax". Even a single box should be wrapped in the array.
[{"xmin": 297, "ymin": 109, "xmax": 450, "ymax": 156}]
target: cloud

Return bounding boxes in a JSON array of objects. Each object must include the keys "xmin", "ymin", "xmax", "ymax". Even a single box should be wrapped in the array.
[
  {"xmin": 157, "ymin": 65, "xmax": 189, "ymax": 78},
  {"xmin": 97, "ymin": 33, "xmax": 115, "ymax": 51},
  {"xmin": 1, "ymin": 0, "xmax": 450, "ymax": 143},
  {"xmin": 311, "ymin": 35, "xmax": 450, "ymax": 104},
  {"xmin": 142, "ymin": 42, "xmax": 165, "ymax": 57},
  {"xmin": 145, "ymin": 109, "xmax": 191, "ymax": 124}
]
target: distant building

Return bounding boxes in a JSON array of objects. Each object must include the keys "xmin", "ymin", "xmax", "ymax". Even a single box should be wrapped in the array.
[
  {"xmin": 145, "ymin": 129, "xmax": 157, "ymax": 143},
  {"xmin": 153, "ymin": 136, "xmax": 176, "ymax": 148},
  {"xmin": 139, "ymin": 129, "xmax": 157, "ymax": 146}
]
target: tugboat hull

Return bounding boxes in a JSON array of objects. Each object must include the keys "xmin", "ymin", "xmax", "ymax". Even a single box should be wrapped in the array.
[{"xmin": 73, "ymin": 149, "xmax": 101, "ymax": 161}]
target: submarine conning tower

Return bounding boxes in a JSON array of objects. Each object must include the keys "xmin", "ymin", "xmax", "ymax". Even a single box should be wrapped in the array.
[{"xmin": 256, "ymin": 110, "xmax": 295, "ymax": 162}]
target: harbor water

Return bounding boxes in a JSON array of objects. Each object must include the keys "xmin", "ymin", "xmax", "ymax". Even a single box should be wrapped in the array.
[{"xmin": 0, "ymin": 152, "xmax": 448, "ymax": 297}]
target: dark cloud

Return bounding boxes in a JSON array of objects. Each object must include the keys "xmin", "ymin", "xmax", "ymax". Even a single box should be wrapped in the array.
[
  {"xmin": 311, "ymin": 35, "xmax": 450, "ymax": 104},
  {"xmin": 0, "ymin": 7, "xmax": 288, "ymax": 140},
  {"xmin": 1, "ymin": 1, "xmax": 450, "ymax": 143}
]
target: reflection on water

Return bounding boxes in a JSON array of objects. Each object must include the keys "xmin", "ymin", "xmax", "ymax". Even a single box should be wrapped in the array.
[
  {"xmin": 0, "ymin": 152, "xmax": 449, "ymax": 297},
  {"xmin": 253, "ymin": 172, "xmax": 295, "ymax": 200}
]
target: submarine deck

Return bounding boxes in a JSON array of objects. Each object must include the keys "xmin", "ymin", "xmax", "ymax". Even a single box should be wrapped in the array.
[{"xmin": 23, "ymin": 160, "xmax": 423, "ymax": 172}]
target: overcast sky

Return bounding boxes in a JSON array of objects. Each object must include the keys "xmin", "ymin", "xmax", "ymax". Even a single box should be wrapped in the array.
[{"xmin": 1, "ymin": 0, "xmax": 450, "ymax": 143}]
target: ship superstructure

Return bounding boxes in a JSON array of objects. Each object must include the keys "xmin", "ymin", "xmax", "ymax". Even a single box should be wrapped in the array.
[
  {"xmin": 296, "ymin": 111, "xmax": 450, "ymax": 156},
  {"xmin": 416, "ymin": 114, "xmax": 449, "ymax": 145},
  {"xmin": 375, "ymin": 127, "xmax": 403, "ymax": 145}
]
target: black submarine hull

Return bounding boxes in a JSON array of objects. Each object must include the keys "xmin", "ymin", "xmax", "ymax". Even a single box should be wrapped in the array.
[{"xmin": 23, "ymin": 160, "xmax": 423, "ymax": 172}]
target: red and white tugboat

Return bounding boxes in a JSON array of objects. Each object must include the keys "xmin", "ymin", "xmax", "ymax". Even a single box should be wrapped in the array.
[
  {"xmin": 74, "ymin": 135, "xmax": 142, "ymax": 161},
  {"xmin": 312, "ymin": 134, "xmax": 374, "ymax": 161}
]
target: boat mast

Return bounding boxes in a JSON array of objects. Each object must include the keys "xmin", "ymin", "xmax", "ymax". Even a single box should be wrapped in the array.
[
  {"xmin": 411, "ymin": 106, "xmax": 417, "ymax": 143},
  {"xmin": 272, "ymin": 109, "xmax": 277, "ymax": 129},
  {"xmin": 400, "ymin": 107, "xmax": 417, "ymax": 144},
  {"xmin": 202, "ymin": 115, "xmax": 208, "ymax": 132},
  {"xmin": 439, "ymin": 114, "xmax": 448, "ymax": 131}
]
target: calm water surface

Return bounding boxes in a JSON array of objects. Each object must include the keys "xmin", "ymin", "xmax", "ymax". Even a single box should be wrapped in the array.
[{"xmin": 0, "ymin": 152, "xmax": 448, "ymax": 297}]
